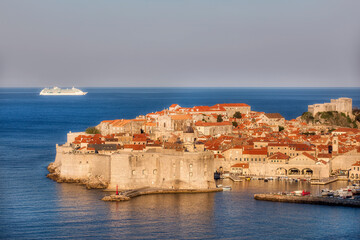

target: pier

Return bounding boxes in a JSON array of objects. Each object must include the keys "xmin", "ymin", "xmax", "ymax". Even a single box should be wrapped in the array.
[
  {"xmin": 102, "ymin": 187, "xmax": 223, "ymax": 201},
  {"xmin": 310, "ymin": 177, "xmax": 338, "ymax": 185},
  {"xmin": 254, "ymin": 194, "xmax": 360, "ymax": 207},
  {"xmin": 228, "ymin": 174, "xmax": 243, "ymax": 182}
]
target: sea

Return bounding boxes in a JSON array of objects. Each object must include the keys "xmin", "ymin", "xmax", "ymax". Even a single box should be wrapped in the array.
[{"xmin": 0, "ymin": 87, "xmax": 360, "ymax": 239}]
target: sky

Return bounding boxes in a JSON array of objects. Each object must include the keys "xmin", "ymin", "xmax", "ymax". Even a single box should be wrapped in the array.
[{"xmin": 0, "ymin": 0, "xmax": 360, "ymax": 87}]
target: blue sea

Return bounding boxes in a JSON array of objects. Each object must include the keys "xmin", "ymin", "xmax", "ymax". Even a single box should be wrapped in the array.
[{"xmin": 1, "ymin": 87, "xmax": 360, "ymax": 239}]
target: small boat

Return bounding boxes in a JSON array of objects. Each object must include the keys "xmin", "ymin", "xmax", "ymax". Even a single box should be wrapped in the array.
[
  {"xmin": 302, "ymin": 190, "xmax": 311, "ymax": 196},
  {"xmin": 321, "ymin": 188, "xmax": 330, "ymax": 196},
  {"xmin": 216, "ymin": 184, "xmax": 223, "ymax": 188},
  {"xmin": 223, "ymin": 186, "xmax": 232, "ymax": 191},
  {"xmin": 294, "ymin": 190, "xmax": 303, "ymax": 196}
]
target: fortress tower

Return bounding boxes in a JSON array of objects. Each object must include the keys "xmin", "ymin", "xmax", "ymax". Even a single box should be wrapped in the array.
[{"xmin": 308, "ymin": 97, "xmax": 352, "ymax": 116}]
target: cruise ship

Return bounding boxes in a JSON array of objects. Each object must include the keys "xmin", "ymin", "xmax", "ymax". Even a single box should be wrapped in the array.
[{"xmin": 40, "ymin": 87, "xmax": 87, "ymax": 95}]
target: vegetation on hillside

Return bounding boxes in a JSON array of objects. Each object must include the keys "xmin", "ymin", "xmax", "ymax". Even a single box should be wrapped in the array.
[
  {"xmin": 301, "ymin": 111, "xmax": 357, "ymax": 128},
  {"xmin": 217, "ymin": 115, "xmax": 223, "ymax": 122},
  {"xmin": 232, "ymin": 121, "xmax": 238, "ymax": 127},
  {"xmin": 85, "ymin": 126, "xmax": 101, "ymax": 134},
  {"xmin": 353, "ymin": 108, "xmax": 360, "ymax": 123}
]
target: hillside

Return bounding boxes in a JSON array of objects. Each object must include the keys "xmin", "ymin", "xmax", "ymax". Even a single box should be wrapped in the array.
[{"xmin": 300, "ymin": 110, "xmax": 359, "ymax": 128}]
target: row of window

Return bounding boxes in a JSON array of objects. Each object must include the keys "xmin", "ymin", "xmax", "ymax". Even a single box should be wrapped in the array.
[{"xmin": 237, "ymin": 158, "xmax": 266, "ymax": 162}]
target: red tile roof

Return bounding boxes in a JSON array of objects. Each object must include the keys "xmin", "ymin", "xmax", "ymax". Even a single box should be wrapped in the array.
[
  {"xmin": 352, "ymin": 161, "xmax": 360, "ymax": 166},
  {"xmin": 195, "ymin": 121, "xmax": 232, "ymax": 126},
  {"xmin": 231, "ymin": 163, "xmax": 249, "ymax": 168},
  {"xmin": 268, "ymin": 152, "xmax": 289, "ymax": 160}
]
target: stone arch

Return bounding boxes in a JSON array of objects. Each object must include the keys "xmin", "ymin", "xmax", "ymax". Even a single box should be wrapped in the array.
[
  {"xmin": 288, "ymin": 168, "xmax": 300, "ymax": 175},
  {"xmin": 350, "ymin": 173, "xmax": 354, "ymax": 179},
  {"xmin": 356, "ymin": 174, "xmax": 359, "ymax": 179},
  {"xmin": 276, "ymin": 167, "xmax": 287, "ymax": 175},
  {"xmin": 302, "ymin": 168, "xmax": 313, "ymax": 175}
]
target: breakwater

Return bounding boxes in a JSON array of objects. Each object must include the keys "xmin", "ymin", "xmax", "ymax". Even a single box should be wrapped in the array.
[
  {"xmin": 254, "ymin": 194, "xmax": 360, "ymax": 207},
  {"xmin": 102, "ymin": 187, "xmax": 223, "ymax": 201}
]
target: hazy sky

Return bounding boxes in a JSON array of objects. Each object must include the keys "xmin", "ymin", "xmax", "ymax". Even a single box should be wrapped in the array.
[{"xmin": 1, "ymin": 0, "xmax": 360, "ymax": 87}]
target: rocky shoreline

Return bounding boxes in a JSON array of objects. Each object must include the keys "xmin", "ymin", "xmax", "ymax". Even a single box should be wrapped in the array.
[{"xmin": 46, "ymin": 162, "xmax": 109, "ymax": 189}]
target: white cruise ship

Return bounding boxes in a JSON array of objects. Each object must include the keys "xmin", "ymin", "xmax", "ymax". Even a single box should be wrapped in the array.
[{"xmin": 40, "ymin": 87, "xmax": 87, "ymax": 95}]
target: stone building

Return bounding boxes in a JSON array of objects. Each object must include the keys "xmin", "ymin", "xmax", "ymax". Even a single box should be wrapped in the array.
[
  {"xmin": 349, "ymin": 161, "xmax": 360, "ymax": 180},
  {"xmin": 308, "ymin": 97, "xmax": 352, "ymax": 116}
]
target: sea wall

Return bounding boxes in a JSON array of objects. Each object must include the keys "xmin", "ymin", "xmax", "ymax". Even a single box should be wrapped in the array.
[
  {"xmin": 49, "ymin": 146, "xmax": 216, "ymax": 191},
  {"xmin": 48, "ymin": 145, "xmax": 111, "ymax": 188},
  {"xmin": 109, "ymin": 151, "xmax": 215, "ymax": 190}
]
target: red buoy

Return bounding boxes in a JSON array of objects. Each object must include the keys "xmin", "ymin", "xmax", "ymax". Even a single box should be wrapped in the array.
[{"xmin": 116, "ymin": 185, "xmax": 119, "ymax": 195}]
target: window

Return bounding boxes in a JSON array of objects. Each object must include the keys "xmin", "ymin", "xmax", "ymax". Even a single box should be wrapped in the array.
[{"xmin": 153, "ymin": 169, "xmax": 157, "ymax": 175}]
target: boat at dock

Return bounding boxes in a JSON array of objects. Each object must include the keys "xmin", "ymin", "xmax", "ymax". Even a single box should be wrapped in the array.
[{"xmin": 222, "ymin": 186, "xmax": 232, "ymax": 191}]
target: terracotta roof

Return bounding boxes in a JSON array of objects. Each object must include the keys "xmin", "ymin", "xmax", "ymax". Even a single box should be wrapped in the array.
[
  {"xmin": 243, "ymin": 149, "xmax": 267, "ymax": 155},
  {"xmin": 170, "ymin": 114, "xmax": 192, "ymax": 120},
  {"xmin": 317, "ymin": 153, "xmax": 332, "ymax": 158},
  {"xmin": 333, "ymin": 128, "xmax": 360, "ymax": 133},
  {"xmin": 268, "ymin": 152, "xmax": 289, "ymax": 160},
  {"xmin": 302, "ymin": 152, "xmax": 317, "ymax": 161},
  {"xmin": 352, "ymin": 161, "xmax": 360, "ymax": 166},
  {"xmin": 123, "ymin": 144, "xmax": 146, "ymax": 150},
  {"xmin": 195, "ymin": 121, "xmax": 232, "ymax": 126},
  {"xmin": 231, "ymin": 163, "xmax": 249, "ymax": 168},
  {"xmin": 264, "ymin": 113, "xmax": 284, "ymax": 119},
  {"xmin": 214, "ymin": 103, "xmax": 250, "ymax": 107}
]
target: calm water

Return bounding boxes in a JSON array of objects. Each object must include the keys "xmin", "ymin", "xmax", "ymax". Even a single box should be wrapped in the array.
[{"xmin": 0, "ymin": 87, "xmax": 360, "ymax": 239}]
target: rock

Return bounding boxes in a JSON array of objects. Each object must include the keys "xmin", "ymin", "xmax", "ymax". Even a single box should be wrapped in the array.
[
  {"xmin": 86, "ymin": 175, "xmax": 109, "ymax": 189},
  {"xmin": 102, "ymin": 195, "xmax": 130, "ymax": 201}
]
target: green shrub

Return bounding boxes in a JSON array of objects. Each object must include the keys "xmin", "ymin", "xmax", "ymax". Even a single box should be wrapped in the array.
[
  {"xmin": 85, "ymin": 126, "xmax": 100, "ymax": 134},
  {"xmin": 233, "ymin": 112, "xmax": 242, "ymax": 119}
]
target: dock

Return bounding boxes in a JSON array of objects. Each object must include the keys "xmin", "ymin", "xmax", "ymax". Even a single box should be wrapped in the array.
[
  {"xmin": 229, "ymin": 174, "xmax": 243, "ymax": 182},
  {"xmin": 310, "ymin": 177, "xmax": 338, "ymax": 185},
  {"xmin": 102, "ymin": 187, "xmax": 223, "ymax": 201},
  {"xmin": 254, "ymin": 194, "xmax": 360, "ymax": 207}
]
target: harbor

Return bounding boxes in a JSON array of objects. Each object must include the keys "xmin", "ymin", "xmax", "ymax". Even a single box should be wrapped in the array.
[
  {"xmin": 254, "ymin": 194, "xmax": 360, "ymax": 207},
  {"xmin": 254, "ymin": 183, "xmax": 360, "ymax": 207},
  {"xmin": 310, "ymin": 176, "xmax": 338, "ymax": 185}
]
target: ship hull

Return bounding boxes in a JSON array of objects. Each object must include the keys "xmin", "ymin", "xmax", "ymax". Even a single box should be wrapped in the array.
[{"xmin": 40, "ymin": 92, "xmax": 87, "ymax": 95}]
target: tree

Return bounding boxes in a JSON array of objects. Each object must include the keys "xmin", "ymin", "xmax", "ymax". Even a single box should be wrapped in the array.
[
  {"xmin": 279, "ymin": 126, "xmax": 284, "ymax": 132},
  {"xmin": 217, "ymin": 115, "xmax": 223, "ymax": 122},
  {"xmin": 233, "ymin": 111, "xmax": 242, "ymax": 119},
  {"xmin": 85, "ymin": 126, "xmax": 100, "ymax": 134},
  {"xmin": 232, "ymin": 121, "xmax": 238, "ymax": 127}
]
